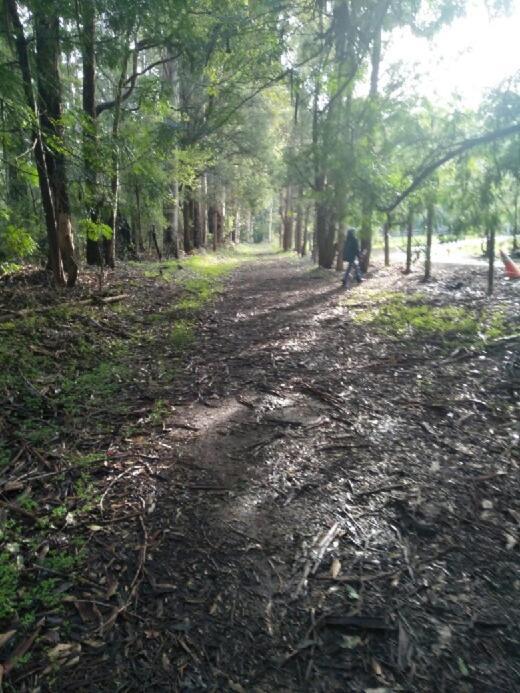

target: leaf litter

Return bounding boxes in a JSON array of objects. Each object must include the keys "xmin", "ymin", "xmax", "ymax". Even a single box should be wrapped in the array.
[{"xmin": 0, "ymin": 256, "xmax": 518, "ymax": 691}]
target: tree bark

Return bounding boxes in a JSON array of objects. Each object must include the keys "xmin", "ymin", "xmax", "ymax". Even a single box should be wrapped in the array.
[
  {"xmin": 232, "ymin": 208, "xmax": 240, "ymax": 243},
  {"xmin": 405, "ymin": 207, "xmax": 413, "ymax": 274},
  {"xmin": 79, "ymin": 0, "xmax": 102, "ymax": 266},
  {"xmin": 5, "ymin": 0, "xmax": 65, "ymax": 285},
  {"xmin": 335, "ymin": 228, "xmax": 345, "ymax": 271},
  {"xmin": 424, "ymin": 202, "xmax": 434, "ymax": 281},
  {"xmin": 200, "ymin": 174, "xmax": 207, "ymax": 247},
  {"xmin": 359, "ymin": 207, "xmax": 372, "ymax": 273},
  {"xmin": 302, "ymin": 204, "xmax": 310, "ymax": 256},
  {"xmin": 316, "ymin": 199, "xmax": 335, "ymax": 269},
  {"xmin": 487, "ymin": 224, "xmax": 495, "ymax": 295},
  {"xmin": 134, "ymin": 185, "xmax": 144, "ymax": 252},
  {"xmin": 383, "ymin": 214, "xmax": 391, "ymax": 266},
  {"xmin": 294, "ymin": 187, "xmax": 303, "ymax": 253},
  {"xmin": 183, "ymin": 188, "xmax": 194, "ymax": 253},
  {"xmin": 105, "ymin": 50, "xmax": 130, "ymax": 268},
  {"xmin": 34, "ymin": 7, "xmax": 77, "ymax": 285},
  {"xmin": 282, "ymin": 186, "xmax": 293, "ymax": 251}
]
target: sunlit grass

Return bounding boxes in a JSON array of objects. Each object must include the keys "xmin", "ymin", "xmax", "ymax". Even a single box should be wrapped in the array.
[{"xmin": 349, "ymin": 291, "xmax": 507, "ymax": 344}]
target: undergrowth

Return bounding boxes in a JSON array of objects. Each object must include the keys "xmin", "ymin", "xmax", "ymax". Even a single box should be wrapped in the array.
[{"xmin": 0, "ymin": 249, "xmax": 244, "ymax": 655}]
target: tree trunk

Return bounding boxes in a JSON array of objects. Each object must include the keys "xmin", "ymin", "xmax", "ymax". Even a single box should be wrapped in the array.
[
  {"xmin": 294, "ymin": 188, "xmax": 303, "ymax": 253},
  {"xmin": 316, "ymin": 190, "xmax": 335, "ymax": 269},
  {"xmin": 359, "ymin": 207, "xmax": 372, "ymax": 273},
  {"xmin": 6, "ymin": 0, "xmax": 65, "ymax": 285},
  {"xmin": 183, "ymin": 189, "xmax": 194, "ymax": 253},
  {"xmin": 34, "ymin": 7, "xmax": 77, "ymax": 285},
  {"xmin": 424, "ymin": 202, "xmax": 434, "ymax": 281},
  {"xmin": 405, "ymin": 207, "xmax": 414, "ymax": 274},
  {"xmin": 105, "ymin": 50, "xmax": 130, "ymax": 268},
  {"xmin": 134, "ymin": 185, "xmax": 144, "ymax": 252},
  {"xmin": 487, "ymin": 224, "xmax": 495, "ymax": 295},
  {"xmin": 80, "ymin": 0, "xmax": 102, "ymax": 266},
  {"xmin": 163, "ymin": 50, "xmax": 181, "ymax": 254},
  {"xmin": 383, "ymin": 214, "xmax": 391, "ymax": 266},
  {"xmin": 193, "ymin": 193, "xmax": 202, "ymax": 249},
  {"xmin": 267, "ymin": 202, "xmax": 273, "ymax": 243},
  {"xmin": 302, "ymin": 204, "xmax": 310, "ymax": 256},
  {"xmin": 335, "ymin": 228, "xmax": 345, "ymax": 271},
  {"xmin": 200, "ymin": 174, "xmax": 207, "ymax": 247},
  {"xmin": 513, "ymin": 187, "xmax": 519, "ymax": 252},
  {"xmin": 150, "ymin": 225, "xmax": 162, "ymax": 260},
  {"xmin": 232, "ymin": 208, "xmax": 240, "ymax": 243},
  {"xmin": 247, "ymin": 209, "xmax": 253, "ymax": 242},
  {"xmin": 282, "ymin": 186, "xmax": 293, "ymax": 251}
]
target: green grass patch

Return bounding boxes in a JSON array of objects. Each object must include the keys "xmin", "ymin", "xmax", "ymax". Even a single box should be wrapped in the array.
[
  {"xmin": 171, "ymin": 319, "xmax": 195, "ymax": 349},
  {"xmin": 350, "ymin": 291, "xmax": 507, "ymax": 344}
]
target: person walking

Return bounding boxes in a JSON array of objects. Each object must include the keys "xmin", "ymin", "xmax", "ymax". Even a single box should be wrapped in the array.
[{"xmin": 342, "ymin": 227, "xmax": 363, "ymax": 287}]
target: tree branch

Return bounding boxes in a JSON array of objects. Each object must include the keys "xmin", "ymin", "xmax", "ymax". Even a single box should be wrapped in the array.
[{"xmin": 379, "ymin": 122, "xmax": 520, "ymax": 213}]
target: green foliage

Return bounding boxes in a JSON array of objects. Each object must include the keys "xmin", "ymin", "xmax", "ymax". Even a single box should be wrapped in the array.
[
  {"xmin": 0, "ymin": 552, "xmax": 19, "ymax": 620},
  {"xmin": 0, "ymin": 225, "xmax": 37, "ymax": 260},
  {"xmin": 78, "ymin": 219, "xmax": 113, "ymax": 242}
]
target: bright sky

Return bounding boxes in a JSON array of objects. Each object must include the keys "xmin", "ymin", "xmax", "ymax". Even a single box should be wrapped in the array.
[{"xmin": 383, "ymin": 0, "xmax": 520, "ymax": 109}]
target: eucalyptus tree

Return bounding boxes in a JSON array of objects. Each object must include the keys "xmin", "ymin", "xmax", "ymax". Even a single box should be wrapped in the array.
[{"xmin": 3, "ymin": 0, "xmax": 78, "ymax": 286}]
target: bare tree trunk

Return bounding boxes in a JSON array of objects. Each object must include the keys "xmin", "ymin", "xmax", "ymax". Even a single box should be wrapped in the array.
[
  {"xmin": 295, "ymin": 187, "xmax": 303, "ymax": 253},
  {"xmin": 79, "ymin": 0, "xmax": 102, "ymax": 266},
  {"xmin": 211, "ymin": 207, "xmax": 218, "ymax": 251},
  {"xmin": 105, "ymin": 49, "xmax": 131, "ymax": 268},
  {"xmin": 487, "ymin": 224, "xmax": 495, "ymax": 295},
  {"xmin": 405, "ymin": 207, "xmax": 414, "ymax": 274},
  {"xmin": 335, "ymin": 227, "xmax": 345, "ymax": 271},
  {"xmin": 134, "ymin": 185, "xmax": 145, "ymax": 252},
  {"xmin": 316, "ymin": 199, "xmax": 335, "ymax": 268},
  {"xmin": 6, "ymin": 0, "xmax": 67, "ymax": 286},
  {"xmin": 233, "ymin": 208, "xmax": 240, "ymax": 243},
  {"xmin": 220, "ymin": 185, "xmax": 226, "ymax": 245},
  {"xmin": 247, "ymin": 209, "xmax": 253, "ymax": 242},
  {"xmin": 34, "ymin": 6, "xmax": 77, "ymax": 285},
  {"xmin": 302, "ymin": 204, "xmax": 310, "ymax": 256},
  {"xmin": 200, "ymin": 174, "xmax": 207, "ymax": 247},
  {"xmin": 424, "ymin": 202, "xmax": 434, "ymax": 281},
  {"xmin": 183, "ymin": 188, "xmax": 194, "ymax": 253},
  {"xmin": 513, "ymin": 186, "xmax": 519, "ymax": 252},
  {"xmin": 383, "ymin": 214, "xmax": 391, "ymax": 266},
  {"xmin": 193, "ymin": 191, "xmax": 202, "ymax": 249},
  {"xmin": 150, "ymin": 225, "xmax": 162, "ymax": 260},
  {"xmin": 359, "ymin": 206, "xmax": 372, "ymax": 273},
  {"xmin": 282, "ymin": 186, "xmax": 293, "ymax": 251},
  {"xmin": 267, "ymin": 201, "xmax": 273, "ymax": 243}
]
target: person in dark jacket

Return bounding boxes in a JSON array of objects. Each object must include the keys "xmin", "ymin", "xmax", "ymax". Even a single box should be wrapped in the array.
[{"xmin": 342, "ymin": 227, "xmax": 363, "ymax": 287}]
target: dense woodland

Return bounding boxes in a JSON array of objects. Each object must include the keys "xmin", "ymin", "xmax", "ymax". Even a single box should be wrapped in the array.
[{"xmin": 0, "ymin": 0, "xmax": 519, "ymax": 287}]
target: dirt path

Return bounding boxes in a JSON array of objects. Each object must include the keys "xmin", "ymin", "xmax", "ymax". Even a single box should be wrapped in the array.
[{"xmin": 57, "ymin": 256, "xmax": 518, "ymax": 692}]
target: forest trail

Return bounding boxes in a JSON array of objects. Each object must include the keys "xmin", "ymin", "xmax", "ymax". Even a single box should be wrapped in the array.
[
  {"xmin": 58, "ymin": 255, "xmax": 517, "ymax": 693},
  {"xmin": 4, "ymin": 254, "xmax": 517, "ymax": 692}
]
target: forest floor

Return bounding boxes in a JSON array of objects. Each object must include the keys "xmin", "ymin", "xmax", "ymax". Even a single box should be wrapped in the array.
[{"xmin": 0, "ymin": 247, "xmax": 519, "ymax": 692}]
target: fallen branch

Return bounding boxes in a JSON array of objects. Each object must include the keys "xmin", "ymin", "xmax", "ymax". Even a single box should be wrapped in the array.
[
  {"xmin": 100, "ymin": 515, "xmax": 148, "ymax": 634},
  {"xmin": 355, "ymin": 483, "xmax": 405, "ymax": 499}
]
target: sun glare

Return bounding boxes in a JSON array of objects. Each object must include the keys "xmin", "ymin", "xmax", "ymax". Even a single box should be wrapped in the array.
[{"xmin": 384, "ymin": 0, "xmax": 520, "ymax": 108}]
